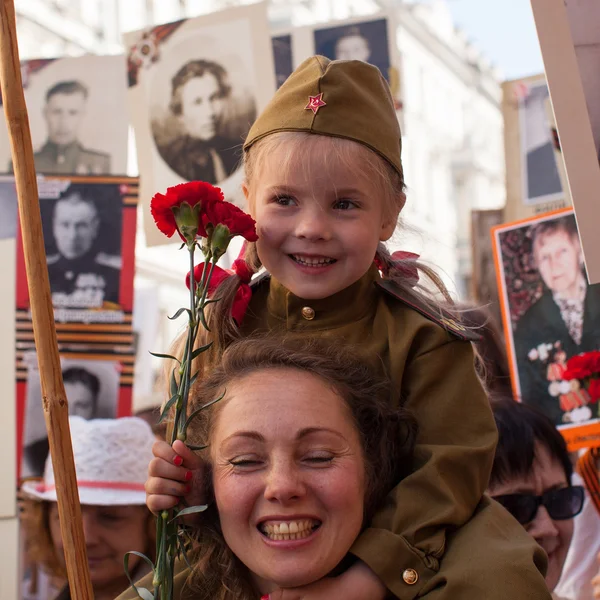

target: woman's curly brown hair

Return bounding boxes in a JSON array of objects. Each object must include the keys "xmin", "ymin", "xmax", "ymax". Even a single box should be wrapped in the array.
[{"xmin": 182, "ymin": 334, "xmax": 417, "ymax": 599}]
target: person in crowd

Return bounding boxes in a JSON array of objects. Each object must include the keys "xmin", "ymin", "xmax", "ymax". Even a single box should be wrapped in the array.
[
  {"xmin": 157, "ymin": 59, "xmax": 241, "ymax": 184},
  {"xmin": 22, "ymin": 80, "xmax": 110, "ymax": 174},
  {"xmin": 555, "ymin": 447, "xmax": 600, "ymax": 600},
  {"xmin": 23, "ymin": 367, "xmax": 102, "ymax": 476},
  {"xmin": 513, "ymin": 215, "xmax": 600, "ymax": 425},
  {"xmin": 144, "ymin": 56, "xmax": 550, "ymax": 598},
  {"xmin": 47, "ymin": 187, "xmax": 120, "ymax": 308},
  {"xmin": 488, "ymin": 398, "xmax": 585, "ymax": 598},
  {"xmin": 20, "ymin": 416, "xmax": 156, "ymax": 600}
]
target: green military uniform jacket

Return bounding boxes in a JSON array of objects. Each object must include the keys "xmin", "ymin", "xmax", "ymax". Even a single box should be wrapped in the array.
[
  {"xmin": 26, "ymin": 140, "xmax": 110, "ymax": 175},
  {"xmin": 118, "ymin": 267, "xmax": 550, "ymax": 599}
]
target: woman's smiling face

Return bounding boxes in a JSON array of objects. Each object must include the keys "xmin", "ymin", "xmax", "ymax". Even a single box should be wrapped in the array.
[{"xmin": 211, "ymin": 367, "xmax": 366, "ymax": 592}]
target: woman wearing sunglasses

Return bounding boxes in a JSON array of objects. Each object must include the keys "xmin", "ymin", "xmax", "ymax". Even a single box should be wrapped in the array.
[{"xmin": 488, "ymin": 398, "xmax": 584, "ymax": 597}]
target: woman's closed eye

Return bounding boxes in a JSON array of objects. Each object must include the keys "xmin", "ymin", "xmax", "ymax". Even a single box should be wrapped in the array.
[
  {"xmin": 302, "ymin": 452, "xmax": 335, "ymax": 465},
  {"xmin": 229, "ymin": 457, "xmax": 264, "ymax": 469}
]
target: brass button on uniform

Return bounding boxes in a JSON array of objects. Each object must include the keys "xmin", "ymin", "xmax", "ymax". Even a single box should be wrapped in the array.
[
  {"xmin": 301, "ymin": 306, "xmax": 315, "ymax": 321},
  {"xmin": 402, "ymin": 569, "xmax": 418, "ymax": 585}
]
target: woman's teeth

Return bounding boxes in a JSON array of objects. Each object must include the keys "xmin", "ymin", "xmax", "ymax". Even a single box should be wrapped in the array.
[
  {"xmin": 260, "ymin": 519, "xmax": 320, "ymax": 541},
  {"xmin": 291, "ymin": 255, "xmax": 336, "ymax": 267}
]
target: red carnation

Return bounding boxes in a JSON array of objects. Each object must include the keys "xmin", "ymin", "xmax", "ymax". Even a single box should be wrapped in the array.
[
  {"xmin": 588, "ymin": 378, "xmax": 600, "ymax": 404},
  {"xmin": 563, "ymin": 352, "xmax": 600, "ymax": 381},
  {"xmin": 150, "ymin": 181, "xmax": 224, "ymax": 240},
  {"xmin": 202, "ymin": 200, "xmax": 258, "ymax": 243}
]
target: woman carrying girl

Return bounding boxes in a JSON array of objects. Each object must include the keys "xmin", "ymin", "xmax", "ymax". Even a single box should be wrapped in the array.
[{"xmin": 147, "ymin": 55, "xmax": 550, "ymax": 599}]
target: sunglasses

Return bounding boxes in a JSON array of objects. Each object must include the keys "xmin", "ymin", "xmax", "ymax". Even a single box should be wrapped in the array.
[{"xmin": 493, "ymin": 485, "xmax": 585, "ymax": 525}]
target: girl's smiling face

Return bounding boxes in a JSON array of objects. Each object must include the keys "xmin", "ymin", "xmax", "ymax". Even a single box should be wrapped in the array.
[
  {"xmin": 211, "ymin": 368, "xmax": 366, "ymax": 592},
  {"xmin": 244, "ymin": 135, "xmax": 400, "ymax": 300}
]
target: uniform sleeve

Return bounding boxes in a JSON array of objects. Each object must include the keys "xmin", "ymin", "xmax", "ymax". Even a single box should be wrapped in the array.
[
  {"xmin": 351, "ymin": 338, "xmax": 500, "ymax": 598},
  {"xmin": 415, "ymin": 496, "xmax": 551, "ymax": 600}
]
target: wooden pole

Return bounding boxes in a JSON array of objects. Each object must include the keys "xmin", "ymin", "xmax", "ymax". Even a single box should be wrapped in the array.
[{"xmin": 0, "ymin": 1, "xmax": 93, "ymax": 598}]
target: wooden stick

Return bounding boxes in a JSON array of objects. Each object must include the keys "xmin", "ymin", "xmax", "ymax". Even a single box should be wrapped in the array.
[{"xmin": 0, "ymin": 1, "xmax": 93, "ymax": 598}]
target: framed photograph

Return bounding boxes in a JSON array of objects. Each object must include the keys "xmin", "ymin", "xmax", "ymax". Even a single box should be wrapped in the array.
[
  {"xmin": 0, "ymin": 55, "xmax": 128, "ymax": 176},
  {"xmin": 502, "ymin": 75, "xmax": 570, "ymax": 224},
  {"xmin": 13, "ymin": 175, "xmax": 138, "ymax": 323},
  {"xmin": 13, "ymin": 176, "xmax": 138, "ymax": 480},
  {"xmin": 0, "ymin": 178, "xmax": 17, "ymax": 241},
  {"xmin": 492, "ymin": 208, "xmax": 600, "ymax": 450},
  {"xmin": 313, "ymin": 18, "xmax": 391, "ymax": 82},
  {"xmin": 519, "ymin": 80, "xmax": 563, "ymax": 206},
  {"xmin": 530, "ymin": 0, "xmax": 600, "ymax": 283},
  {"xmin": 124, "ymin": 3, "xmax": 275, "ymax": 247},
  {"xmin": 272, "ymin": 34, "xmax": 293, "ymax": 89},
  {"xmin": 19, "ymin": 356, "xmax": 122, "ymax": 478}
]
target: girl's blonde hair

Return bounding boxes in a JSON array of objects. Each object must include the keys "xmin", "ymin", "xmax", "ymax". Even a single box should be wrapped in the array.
[{"xmin": 168, "ymin": 131, "xmax": 465, "ymax": 391}]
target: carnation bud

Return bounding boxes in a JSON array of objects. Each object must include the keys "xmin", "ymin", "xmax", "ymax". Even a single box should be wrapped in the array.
[
  {"xmin": 210, "ymin": 223, "xmax": 232, "ymax": 260},
  {"xmin": 172, "ymin": 202, "xmax": 201, "ymax": 244}
]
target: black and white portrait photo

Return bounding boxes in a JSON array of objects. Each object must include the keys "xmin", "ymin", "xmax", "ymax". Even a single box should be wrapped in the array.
[
  {"xmin": 313, "ymin": 18, "xmax": 391, "ymax": 81},
  {"xmin": 152, "ymin": 57, "xmax": 252, "ymax": 184},
  {"xmin": 39, "ymin": 181, "xmax": 122, "ymax": 309},
  {"xmin": 272, "ymin": 35, "xmax": 293, "ymax": 89},
  {"xmin": 519, "ymin": 81, "xmax": 564, "ymax": 205},
  {"xmin": 0, "ymin": 177, "xmax": 17, "ymax": 240},
  {"xmin": 493, "ymin": 210, "xmax": 600, "ymax": 428},
  {"xmin": 124, "ymin": 3, "xmax": 275, "ymax": 246},
  {"xmin": 0, "ymin": 56, "xmax": 128, "ymax": 176},
  {"xmin": 21, "ymin": 356, "xmax": 120, "ymax": 477}
]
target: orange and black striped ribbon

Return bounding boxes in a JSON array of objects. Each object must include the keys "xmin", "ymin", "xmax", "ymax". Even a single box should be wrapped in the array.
[{"xmin": 577, "ymin": 447, "xmax": 600, "ymax": 516}]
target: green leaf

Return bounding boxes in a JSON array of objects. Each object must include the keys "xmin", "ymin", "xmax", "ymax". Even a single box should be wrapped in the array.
[
  {"xmin": 169, "ymin": 504, "xmax": 208, "ymax": 523},
  {"xmin": 183, "ymin": 390, "xmax": 224, "ymax": 432},
  {"xmin": 169, "ymin": 368, "xmax": 178, "ymax": 398},
  {"xmin": 189, "ymin": 371, "xmax": 199, "ymax": 388},
  {"xmin": 177, "ymin": 536, "xmax": 194, "ymax": 570},
  {"xmin": 190, "ymin": 341, "xmax": 213, "ymax": 360},
  {"xmin": 123, "ymin": 552, "xmax": 155, "ymax": 600},
  {"xmin": 168, "ymin": 307, "xmax": 192, "ymax": 321},
  {"xmin": 158, "ymin": 393, "xmax": 179, "ymax": 423},
  {"xmin": 203, "ymin": 297, "xmax": 221, "ymax": 306},
  {"xmin": 149, "ymin": 351, "xmax": 181, "ymax": 365},
  {"xmin": 198, "ymin": 306, "xmax": 210, "ymax": 331}
]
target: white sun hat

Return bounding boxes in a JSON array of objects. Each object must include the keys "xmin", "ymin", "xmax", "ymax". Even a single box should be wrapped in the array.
[{"xmin": 21, "ymin": 416, "xmax": 155, "ymax": 506}]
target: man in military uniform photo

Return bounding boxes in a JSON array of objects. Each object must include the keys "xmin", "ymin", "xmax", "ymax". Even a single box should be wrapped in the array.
[
  {"xmin": 47, "ymin": 189, "xmax": 121, "ymax": 308},
  {"xmin": 27, "ymin": 80, "xmax": 111, "ymax": 175},
  {"xmin": 514, "ymin": 216, "xmax": 600, "ymax": 424},
  {"xmin": 156, "ymin": 59, "xmax": 241, "ymax": 184}
]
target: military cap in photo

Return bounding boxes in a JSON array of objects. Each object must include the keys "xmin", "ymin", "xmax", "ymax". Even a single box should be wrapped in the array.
[{"xmin": 244, "ymin": 55, "xmax": 402, "ymax": 176}]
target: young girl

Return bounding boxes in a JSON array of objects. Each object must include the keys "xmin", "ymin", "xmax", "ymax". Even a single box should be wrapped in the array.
[{"xmin": 146, "ymin": 56, "xmax": 551, "ymax": 599}]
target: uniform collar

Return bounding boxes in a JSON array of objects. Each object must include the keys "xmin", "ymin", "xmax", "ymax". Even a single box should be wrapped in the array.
[
  {"xmin": 43, "ymin": 140, "xmax": 80, "ymax": 158},
  {"xmin": 266, "ymin": 264, "xmax": 380, "ymax": 330}
]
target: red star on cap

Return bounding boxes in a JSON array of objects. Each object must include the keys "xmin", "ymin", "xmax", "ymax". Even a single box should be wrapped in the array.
[{"xmin": 305, "ymin": 93, "xmax": 326, "ymax": 114}]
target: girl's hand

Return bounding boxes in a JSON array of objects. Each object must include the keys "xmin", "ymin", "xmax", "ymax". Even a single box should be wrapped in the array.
[
  {"xmin": 264, "ymin": 561, "xmax": 387, "ymax": 600},
  {"xmin": 145, "ymin": 439, "xmax": 205, "ymax": 514}
]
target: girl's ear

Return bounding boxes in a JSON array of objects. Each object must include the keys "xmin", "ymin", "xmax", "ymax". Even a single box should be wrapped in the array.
[
  {"xmin": 380, "ymin": 195, "xmax": 404, "ymax": 242},
  {"xmin": 242, "ymin": 181, "xmax": 255, "ymax": 217}
]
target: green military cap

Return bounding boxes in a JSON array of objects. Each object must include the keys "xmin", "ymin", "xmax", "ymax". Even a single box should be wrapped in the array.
[{"xmin": 243, "ymin": 55, "xmax": 402, "ymax": 177}]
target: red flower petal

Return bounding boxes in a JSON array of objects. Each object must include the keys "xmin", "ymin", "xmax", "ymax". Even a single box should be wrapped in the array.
[{"xmin": 202, "ymin": 200, "xmax": 258, "ymax": 242}]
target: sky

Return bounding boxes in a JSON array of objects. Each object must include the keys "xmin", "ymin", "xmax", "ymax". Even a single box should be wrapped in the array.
[{"xmin": 445, "ymin": 0, "xmax": 545, "ymax": 81}]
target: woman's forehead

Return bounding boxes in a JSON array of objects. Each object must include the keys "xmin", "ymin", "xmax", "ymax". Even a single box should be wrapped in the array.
[{"xmin": 212, "ymin": 368, "xmax": 355, "ymax": 438}]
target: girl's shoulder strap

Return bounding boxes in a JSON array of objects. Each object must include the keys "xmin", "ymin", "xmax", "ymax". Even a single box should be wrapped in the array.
[
  {"xmin": 249, "ymin": 271, "xmax": 271, "ymax": 290},
  {"xmin": 376, "ymin": 279, "xmax": 481, "ymax": 342}
]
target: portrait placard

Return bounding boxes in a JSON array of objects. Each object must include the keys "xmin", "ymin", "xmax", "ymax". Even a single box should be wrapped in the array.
[
  {"xmin": 124, "ymin": 2, "xmax": 275, "ymax": 246},
  {"xmin": 12, "ymin": 175, "xmax": 138, "ymax": 480},
  {"xmin": 272, "ymin": 34, "xmax": 293, "ymax": 89},
  {"xmin": 19, "ymin": 355, "xmax": 122, "ymax": 479},
  {"xmin": 0, "ymin": 55, "xmax": 128, "ymax": 176},
  {"xmin": 492, "ymin": 209, "xmax": 600, "ymax": 450},
  {"xmin": 530, "ymin": 0, "xmax": 600, "ymax": 283},
  {"xmin": 502, "ymin": 75, "xmax": 570, "ymax": 223},
  {"xmin": 313, "ymin": 18, "xmax": 392, "ymax": 82}
]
